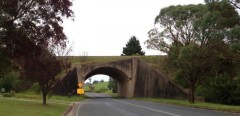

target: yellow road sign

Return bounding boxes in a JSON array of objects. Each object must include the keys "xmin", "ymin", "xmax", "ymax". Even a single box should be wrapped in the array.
[
  {"xmin": 78, "ymin": 82, "xmax": 83, "ymax": 88},
  {"xmin": 77, "ymin": 89, "xmax": 84, "ymax": 95}
]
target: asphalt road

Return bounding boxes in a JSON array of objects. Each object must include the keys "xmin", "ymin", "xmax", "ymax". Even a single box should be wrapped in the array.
[{"xmin": 75, "ymin": 93, "xmax": 239, "ymax": 116}]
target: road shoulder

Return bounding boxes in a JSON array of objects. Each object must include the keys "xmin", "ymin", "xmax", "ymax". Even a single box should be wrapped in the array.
[{"xmin": 65, "ymin": 99, "xmax": 88, "ymax": 116}]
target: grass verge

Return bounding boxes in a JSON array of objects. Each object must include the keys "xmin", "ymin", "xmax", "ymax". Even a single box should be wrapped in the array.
[
  {"xmin": 14, "ymin": 93, "xmax": 86, "ymax": 102},
  {"xmin": 0, "ymin": 97, "xmax": 68, "ymax": 116},
  {"xmin": 0, "ymin": 93, "xmax": 86, "ymax": 116},
  {"xmin": 104, "ymin": 90, "xmax": 119, "ymax": 97},
  {"xmin": 135, "ymin": 98, "xmax": 240, "ymax": 113}
]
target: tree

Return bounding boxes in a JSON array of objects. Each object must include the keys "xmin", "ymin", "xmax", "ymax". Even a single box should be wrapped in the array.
[
  {"xmin": 177, "ymin": 44, "xmax": 213, "ymax": 103},
  {"xmin": 0, "ymin": 53, "xmax": 12, "ymax": 78},
  {"xmin": 145, "ymin": 4, "xmax": 207, "ymax": 53},
  {"xmin": 0, "ymin": 71, "xmax": 18, "ymax": 92},
  {"xmin": 108, "ymin": 77, "xmax": 117, "ymax": 93},
  {"xmin": 145, "ymin": 2, "xmax": 240, "ymax": 103},
  {"xmin": 79, "ymin": 51, "xmax": 88, "ymax": 63},
  {"xmin": 121, "ymin": 36, "xmax": 145, "ymax": 56},
  {"xmin": 0, "ymin": 0, "xmax": 73, "ymax": 66},
  {"xmin": 93, "ymin": 80, "xmax": 99, "ymax": 84},
  {"xmin": 146, "ymin": 5, "xmax": 207, "ymax": 103},
  {"xmin": 205, "ymin": 0, "xmax": 240, "ymax": 9},
  {"xmin": 20, "ymin": 48, "xmax": 71, "ymax": 105},
  {"xmin": 0, "ymin": 0, "xmax": 73, "ymax": 105},
  {"xmin": 88, "ymin": 77, "xmax": 92, "ymax": 84}
]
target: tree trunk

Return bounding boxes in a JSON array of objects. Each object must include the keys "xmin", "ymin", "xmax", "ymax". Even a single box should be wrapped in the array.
[
  {"xmin": 189, "ymin": 86, "xmax": 195, "ymax": 103},
  {"xmin": 42, "ymin": 91, "xmax": 47, "ymax": 105}
]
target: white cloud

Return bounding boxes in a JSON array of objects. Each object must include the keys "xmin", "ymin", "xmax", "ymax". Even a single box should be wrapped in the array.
[{"xmin": 63, "ymin": 0, "xmax": 204, "ymax": 56}]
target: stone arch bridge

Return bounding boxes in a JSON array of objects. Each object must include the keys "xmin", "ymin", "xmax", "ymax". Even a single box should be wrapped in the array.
[{"xmin": 54, "ymin": 57, "xmax": 188, "ymax": 99}]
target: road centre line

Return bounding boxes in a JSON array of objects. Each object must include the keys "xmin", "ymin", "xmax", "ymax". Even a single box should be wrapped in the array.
[{"xmin": 109, "ymin": 98, "xmax": 181, "ymax": 116}]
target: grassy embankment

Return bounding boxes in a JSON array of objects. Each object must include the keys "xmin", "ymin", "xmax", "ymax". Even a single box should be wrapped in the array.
[
  {"xmin": 83, "ymin": 82, "xmax": 118, "ymax": 97},
  {"xmin": 70, "ymin": 56, "xmax": 131, "ymax": 64},
  {"xmin": 84, "ymin": 82, "xmax": 109, "ymax": 92}
]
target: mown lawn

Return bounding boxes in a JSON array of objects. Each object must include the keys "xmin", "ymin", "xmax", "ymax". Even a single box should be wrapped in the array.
[
  {"xmin": 135, "ymin": 98, "xmax": 240, "ymax": 113},
  {"xmin": 0, "ymin": 93, "xmax": 86, "ymax": 116},
  {"xmin": 0, "ymin": 97, "xmax": 68, "ymax": 116}
]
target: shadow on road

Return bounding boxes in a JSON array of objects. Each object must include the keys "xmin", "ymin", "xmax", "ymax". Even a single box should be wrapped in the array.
[{"xmin": 84, "ymin": 92, "xmax": 112, "ymax": 99}]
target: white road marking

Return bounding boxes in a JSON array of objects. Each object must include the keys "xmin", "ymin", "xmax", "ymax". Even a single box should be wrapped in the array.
[
  {"xmin": 109, "ymin": 98, "xmax": 181, "ymax": 116},
  {"xmin": 75, "ymin": 99, "xmax": 88, "ymax": 116}
]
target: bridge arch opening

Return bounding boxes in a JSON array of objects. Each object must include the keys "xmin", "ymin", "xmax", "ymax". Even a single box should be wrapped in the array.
[
  {"xmin": 85, "ymin": 74, "xmax": 109, "ymax": 84},
  {"xmin": 84, "ymin": 67, "xmax": 130, "ymax": 97}
]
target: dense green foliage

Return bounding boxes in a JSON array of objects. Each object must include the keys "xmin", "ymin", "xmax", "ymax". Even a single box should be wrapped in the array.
[
  {"xmin": 108, "ymin": 78, "xmax": 117, "ymax": 93},
  {"xmin": 146, "ymin": 1, "xmax": 240, "ymax": 104},
  {"xmin": 0, "ymin": 0, "xmax": 73, "ymax": 105},
  {"xmin": 0, "ymin": 71, "xmax": 18, "ymax": 92},
  {"xmin": 0, "ymin": 0, "xmax": 73, "ymax": 59},
  {"xmin": 0, "ymin": 54, "xmax": 12, "ymax": 78},
  {"xmin": 204, "ymin": 75, "xmax": 240, "ymax": 105},
  {"xmin": 205, "ymin": 0, "xmax": 240, "ymax": 9},
  {"xmin": 84, "ymin": 82, "xmax": 109, "ymax": 93},
  {"xmin": 122, "ymin": 36, "xmax": 145, "ymax": 56}
]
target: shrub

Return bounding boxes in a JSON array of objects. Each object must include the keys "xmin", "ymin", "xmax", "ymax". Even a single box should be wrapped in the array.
[
  {"xmin": 0, "ymin": 72, "xmax": 18, "ymax": 92},
  {"xmin": 2, "ymin": 92, "xmax": 15, "ymax": 97},
  {"xmin": 99, "ymin": 87, "xmax": 108, "ymax": 93},
  {"xmin": 89, "ymin": 85, "xmax": 94, "ymax": 92},
  {"xmin": 93, "ymin": 80, "xmax": 99, "ymax": 84},
  {"xmin": 15, "ymin": 79, "xmax": 33, "ymax": 92},
  {"xmin": 173, "ymin": 70, "xmax": 189, "ymax": 88},
  {"xmin": 31, "ymin": 83, "xmax": 41, "ymax": 94},
  {"xmin": 204, "ymin": 75, "xmax": 240, "ymax": 105},
  {"xmin": 108, "ymin": 78, "xmax": 117, "ymax": 93}
]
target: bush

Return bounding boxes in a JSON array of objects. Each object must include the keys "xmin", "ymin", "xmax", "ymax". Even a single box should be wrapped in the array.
[
  {"xmin": 0, "ymin": 72, "xmax": 18, "ymax": 92},
  {"xmin": 99, "ymin": 87, "xmax": 108, "ymax": 93},
  {"xmin": 89, "ymin": 85, "xmax": 94, "ymax": 92},
  {"xmin": 173, "ymin": 70, "xmax": 189, "ymax": 88},
  {"xmin": 2, "ymin": 92, "xmax": 15, "ymax": 97},
  {"xmin": 93, "ymin": 80, "xmax": 99, "ymax": 84},
  {"xmin": 195, "ymin": 85, "xmax": 208, "ymax": 97},
  {"xmin": 108, "ymin": 78, "xmax": 117, "ymax": 93},
  {"xmin": 204, "ymin": 75, "xmax": 240, "ymax": 105},
  {"xmin": 31, "ymin": 83, "xmax": 41, "ymax": 94}
]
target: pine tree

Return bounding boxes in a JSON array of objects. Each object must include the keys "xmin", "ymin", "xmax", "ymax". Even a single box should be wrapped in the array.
[{"xmin": 121, "ymin": 36, "xmax": 145, "ymax": 56}]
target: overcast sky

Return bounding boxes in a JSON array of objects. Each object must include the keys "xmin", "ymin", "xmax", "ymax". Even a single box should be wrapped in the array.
[
  {"xmin": 63, "ymin": 0, "xmax": 204, "ymax": 56},
  {"xmin": 63, "ymin": 0, "xmax": 204, "ymax": 82}
]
